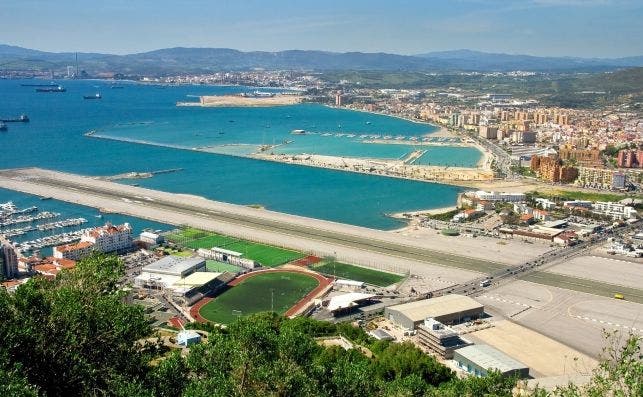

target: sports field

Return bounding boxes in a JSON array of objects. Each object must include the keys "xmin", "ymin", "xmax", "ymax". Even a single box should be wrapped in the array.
[
  {"xmin": 313, "ymin": 262, "xmax": 404, "ymax": 286},
  {"xmin": 205, "ymin": 260, "xmax": 242, "ymax": 273},
  {"xmin": 166, "ymin": 227, "xmax": 304, "ymax": 267},
  {"xmin": 199, "ymin": 272, "xmax": 319, "ymax": 324}
]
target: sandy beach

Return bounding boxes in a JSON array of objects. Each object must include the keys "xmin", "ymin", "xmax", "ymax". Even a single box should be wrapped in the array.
[{"xmin": 251, "ymin": 152, "xmax": 495, "ymax": 183}]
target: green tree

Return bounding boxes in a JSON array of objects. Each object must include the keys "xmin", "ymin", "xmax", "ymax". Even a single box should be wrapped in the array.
[
  {"xmin": 547, "ymin": 331, "xmax": 642, "ymax": 397},
  {"xmin": 0, "ymin": 254, "xmax": 156, "ymax": 396}
]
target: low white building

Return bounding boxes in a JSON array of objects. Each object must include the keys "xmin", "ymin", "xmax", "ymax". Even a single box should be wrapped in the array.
[
  {"xmin": 472, "ymin": 191, "xmax": 525, "ymax": 202},
  {"xmin": 139, "ymin": 231, "xmax": 164, "ymax": 245},
  {"xmin": 535, "ymin": 198, "xmax": 557, "ymax": 210},
  {"xmin": 591, "ymin": 202, "xmax": 638, "ymax": 220},
  {"xmin": 177, "ymin": 330, "xmax": 201, "ymax": 346}
]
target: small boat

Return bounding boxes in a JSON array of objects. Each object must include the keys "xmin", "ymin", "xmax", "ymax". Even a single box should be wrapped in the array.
[
  {"xmin": 0, "ymin": 122, "xmax": 7, "ymax": 131},
  {"xmin": 111, "ymin": 85, "xmax": 124, "ymax": 89},
  {"xmin": 366, "ymin": 121, "xmax": 372, "ymax": 125},
  {"xmin": 84, "ymin": 93, "xmax": 101, "ymax": 100}
]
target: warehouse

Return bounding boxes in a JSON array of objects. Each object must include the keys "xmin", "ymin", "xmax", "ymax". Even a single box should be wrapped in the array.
[
  {"xmin": 384, "ymin": 295, "xmax": 484, "ymax": 330},
  {"xmin": 134, "ymin": 256, "xmax": 234, "ymax": 305},
  {"xmin": 140, "ymin": 256, "xmax": 206, "ymax": 278},
  {"xmin": 134, "ymin": 256, "xmax": 206, "ymax": 290},
  {"xmin": 453, "ymin": 344, "xmax": 529, "ymax": 378}
]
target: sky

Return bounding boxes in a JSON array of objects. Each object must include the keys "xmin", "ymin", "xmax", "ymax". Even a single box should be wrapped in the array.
[{"xmin": 1, "ymin": 0, "xmax": 642, "ymax": 58}]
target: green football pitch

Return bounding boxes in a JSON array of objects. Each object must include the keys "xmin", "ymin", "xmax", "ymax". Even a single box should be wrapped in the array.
[
  {"xmin": 166, "ymin": 228, "xmax": 304, "ymax": 267},
  {"xmin": 313, "ymin": 262, "xmax": 404, "ymax": 287},
  {"xmin": 199, "ymin": 272, "xmax": 319, "ymax": 324}
]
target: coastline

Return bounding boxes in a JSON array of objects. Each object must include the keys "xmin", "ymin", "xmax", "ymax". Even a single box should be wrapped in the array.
[
  {"xmin": 388, "ymin": 205, "xmax": 458, "ymax": 219},
  {"xmin": 85, "ymin": 132, "xmax": 497, "ymax": 187},
  {"xmin": 329, "ymin": 105, "xmax": 490, "ymax": 167}
]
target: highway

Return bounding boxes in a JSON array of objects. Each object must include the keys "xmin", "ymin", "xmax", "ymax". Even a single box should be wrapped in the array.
[
  {"xmin": 0, "ymin": 168, "xmax": 506, "ymax": 275},
  {"xmin": 436, "ymin": 222, "xmax": 643, "ymax": 300}
]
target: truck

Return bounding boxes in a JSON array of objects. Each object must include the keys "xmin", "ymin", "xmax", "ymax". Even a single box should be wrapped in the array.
[{"xmin": 479, "ymin": 279, "xmax": 491, "ymax": 288}]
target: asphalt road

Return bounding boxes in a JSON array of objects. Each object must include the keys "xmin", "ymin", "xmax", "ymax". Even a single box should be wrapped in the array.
[{"xmin": 443, "ymin": 224, "xmax": 643, "ymax": 300}]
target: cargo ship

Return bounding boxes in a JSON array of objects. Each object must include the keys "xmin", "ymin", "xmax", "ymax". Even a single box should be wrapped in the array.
[
  {"xmin": 1, "ymin": 114, "xmax": 29, "ymax": 122},
  {"xmin": 21, "ymin": 82, "xmax": 58, "ymax": 87},
  {"xmin": 83, "ymin": 93, "xmax": 102, "ymax": 100},
  {"xmin": 36, "ymin": 86, "xmax": 66, "ymax": 93}
]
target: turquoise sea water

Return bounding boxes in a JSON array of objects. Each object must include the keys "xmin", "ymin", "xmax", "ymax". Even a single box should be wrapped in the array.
[{"xmin": 0, "ymin": 80, "xmax": 477, "ymax": 230}]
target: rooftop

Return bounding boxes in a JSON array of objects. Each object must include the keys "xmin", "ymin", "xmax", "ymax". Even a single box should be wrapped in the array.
[
  {"xmin": 455, "ymin": 344, "xmax": 528, "ymax": 373},
  {"xmin": 325, "ymin": 292, "xmax": 375, "ymax": 312},
  {"xmin": 172, "ymin": 271, "xmax": 221, "ymax": 288},
  {"xmin": 387, "ymin": 295, "xmax": 483, "ymax": 322},
  {"xmin": 142, "ymin": 256, "xmax": 205, "ymax": 276},
  {"xmin": 87, "ymin": 222, "xmax": 131, "ymax": 238},
  {"xmin": 55, "ymin": 241, "xmax": 94, "ymax": 253}
]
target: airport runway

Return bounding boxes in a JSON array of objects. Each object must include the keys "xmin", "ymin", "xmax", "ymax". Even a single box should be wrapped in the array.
[{"xmin": 0, "ymin": 168, "xmax": 506, "ymax": 277}]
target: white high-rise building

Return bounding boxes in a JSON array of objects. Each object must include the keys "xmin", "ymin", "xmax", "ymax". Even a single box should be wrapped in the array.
[{"xmin": 80, "ymin": 222, "xmax": 133, "ymax": 253}]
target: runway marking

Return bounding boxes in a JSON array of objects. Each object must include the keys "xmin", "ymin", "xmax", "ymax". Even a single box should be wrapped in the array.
[
  {"xmin": 571, "ymin": 315, "xmax": 642, "ymax": 334},
  {"xmin": 590, "ymin": 255, "xmax": 639, "ymax": 265},
  {"xmin": 479, "ymin": 294, "xmax": 531, "ymax": 308}
]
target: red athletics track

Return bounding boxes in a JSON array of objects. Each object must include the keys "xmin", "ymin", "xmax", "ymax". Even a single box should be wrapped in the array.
[
  {"xmin": 289, "ymin": 255, "xmax": 322, "ymax": 267},
  {"xmin": 190, "ymin": 268, "xmax": 333, "ymax": 323}
]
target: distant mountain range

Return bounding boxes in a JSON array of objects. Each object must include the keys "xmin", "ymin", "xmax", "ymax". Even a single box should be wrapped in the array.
[{"xmin": 1, "ymin": 44, "xmax": 642, "ymax": 75}]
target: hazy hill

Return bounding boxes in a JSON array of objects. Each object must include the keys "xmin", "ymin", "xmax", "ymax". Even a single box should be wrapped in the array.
[
  {"xmin": 1, "ymin": 44, "xmax": 642, "ymax": 74},
  {"xmin": 416, "ymin": 49, "xmax": 643, "ymax": 72}
]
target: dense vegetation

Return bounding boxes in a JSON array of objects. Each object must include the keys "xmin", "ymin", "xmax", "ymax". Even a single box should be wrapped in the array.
[{"xmin": 0, "ymin": 254, "xmax": 640, "ymax": 396}]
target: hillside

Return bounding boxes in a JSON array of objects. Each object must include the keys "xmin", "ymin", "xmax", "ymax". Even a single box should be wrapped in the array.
[{"xmin": 1, "ymin": 44, "xmax": 643, "ymax": 75}]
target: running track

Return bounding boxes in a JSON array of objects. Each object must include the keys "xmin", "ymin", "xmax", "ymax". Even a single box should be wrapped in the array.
[{"xmin": 190, "ymin": 268, "xmax": 333, "ymax": 323}]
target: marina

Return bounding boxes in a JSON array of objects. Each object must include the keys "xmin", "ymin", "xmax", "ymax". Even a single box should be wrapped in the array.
[
  {"xmin": 0, "ymin": 201, "xmax": 38, "ymax": 217},
  {"xmin": 16, "ymin": 228, "xmax": 91, "ymax": 253},
  {"xmin": 1, "ymin": 218, "xmax": 87, "ymax": 238},
  {"xmin": 0, "ymin": 211, "xmax": 59, "ymax": 227}
]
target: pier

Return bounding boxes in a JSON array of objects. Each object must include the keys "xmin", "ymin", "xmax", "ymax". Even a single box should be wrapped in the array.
[
  {"xmin": 18, "ymin": 228, "xmax": 90, "ymax": 253},
  {"xmin": 103, "ymin": 168, "xmax": 184, "ymax": 181},
  {"xmin": 0, "ymin": 168, "xmax": 505, "ymax": 275},
  {"xmin": 0, "ymin": 218, "xmax": 87, "ymax": 238}
]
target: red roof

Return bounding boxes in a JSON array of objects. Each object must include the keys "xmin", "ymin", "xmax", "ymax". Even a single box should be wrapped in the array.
[
  {"xmin": 55, "ymin": 241, "xmax": 93, "ymax": 253},
  {"xmin": 33, "ymin": 263, "xmax": 60, "ymax": 275}
]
